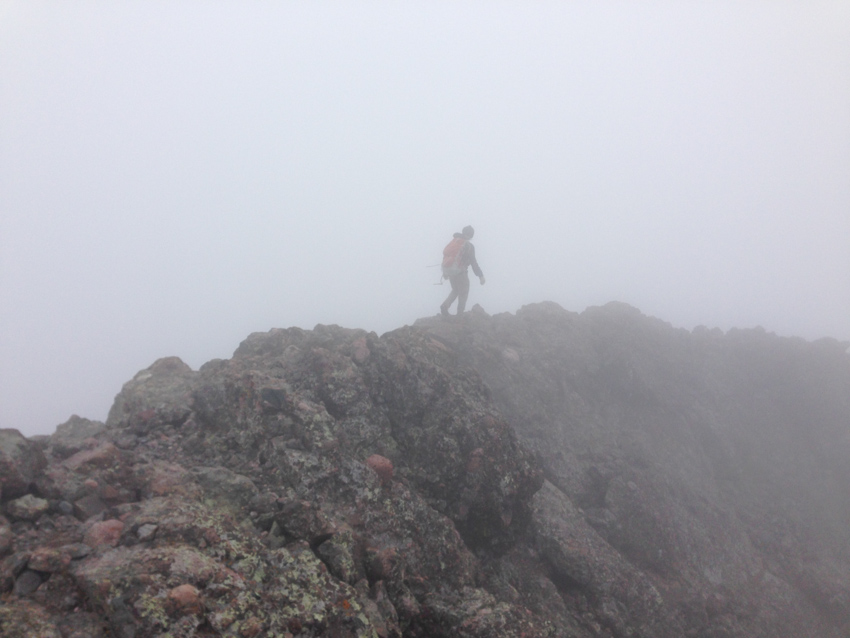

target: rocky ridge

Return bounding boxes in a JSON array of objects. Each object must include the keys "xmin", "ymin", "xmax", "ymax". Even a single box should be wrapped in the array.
[{"xmin": 0, "ymin": 301, "xmax": 848, "ymax": 637}]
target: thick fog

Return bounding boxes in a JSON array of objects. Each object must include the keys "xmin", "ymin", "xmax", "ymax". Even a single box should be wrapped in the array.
[{"xmin": 2, "ymin": 2, "xmax": 849, "ymax": 436}]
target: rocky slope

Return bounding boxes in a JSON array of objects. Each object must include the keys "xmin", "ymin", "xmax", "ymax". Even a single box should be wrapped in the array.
[{"xmin": 1, "ymin": 302, "xmax": 848, "ymax": 637}]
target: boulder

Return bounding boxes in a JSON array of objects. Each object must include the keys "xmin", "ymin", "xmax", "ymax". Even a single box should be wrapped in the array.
[
  {"xmin": 48, "ymin": 416, "xmax": 106, "ymax": 459},
  {"xmin": 83, "ymin": 519, "xmax": 124, "ymax": 549},
  {"xmin": 6, "ymin": 494, "xmax": 49, "ymax": 521},
  {"xmin": 167, "ymin": 583, "xmax": 202, "ymax": 615},
  {"xmin": 0, "ymin": 429, "xmax": 47, "ymax": 500},
  {"xmin": 12, "ymin": 569, "xmax": 43, "ymax": 596},
  {"xmin": 106, "ymin": 356, "xmax": 196, "ymax": 434}
]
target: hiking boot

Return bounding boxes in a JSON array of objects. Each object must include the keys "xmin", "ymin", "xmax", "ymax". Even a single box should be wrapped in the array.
[{"xmin": 440, "ymin": 304, "xmax": 449, "ymax": 317}]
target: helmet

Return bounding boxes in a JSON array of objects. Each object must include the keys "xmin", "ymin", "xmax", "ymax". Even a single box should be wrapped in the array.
[{"xmin": 462, "ymin": 225, "xmax": 474, "ymax": 239}]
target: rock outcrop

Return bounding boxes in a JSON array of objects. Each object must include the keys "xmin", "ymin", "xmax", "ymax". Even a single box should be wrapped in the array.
[
  {"xmin": 417, "ymin": 302, "xmax": 850, "ymax": 637},
  {"xmin": 1, "ymin": 301, "xmax": 848, "ymax": 637}
]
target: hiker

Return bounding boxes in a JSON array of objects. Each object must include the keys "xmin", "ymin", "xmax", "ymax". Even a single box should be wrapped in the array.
[{"xmin": 440, "ymin": 225, "xmax": 485, "ymax": 317}]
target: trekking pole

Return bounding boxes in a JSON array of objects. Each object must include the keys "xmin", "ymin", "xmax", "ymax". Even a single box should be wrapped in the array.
[{"xmin": 426, "ymin": 264, "xmax": 444, "ymax": 285}]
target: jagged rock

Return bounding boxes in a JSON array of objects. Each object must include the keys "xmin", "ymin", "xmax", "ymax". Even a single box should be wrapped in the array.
[
  {"xmin": 1, "ymin": 303, "xmax": 848, "ymax": 637},
  {"xmin": 0, "ymin": 428, "xmax": 47, "ymax": 501},
  {"xmin": 106, "ymin": 356, "xmax": 196, "ymax": 434}
]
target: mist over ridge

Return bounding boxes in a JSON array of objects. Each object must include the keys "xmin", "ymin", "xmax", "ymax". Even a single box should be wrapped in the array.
[{"xmin": 2, "ymin": 2, "xmax": 849, "ymax": 440}]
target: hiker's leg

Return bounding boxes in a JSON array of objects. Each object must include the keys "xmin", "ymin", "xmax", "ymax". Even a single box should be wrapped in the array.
[
  {"xmin": 441, "ymin": 279, "xmax": 459, "ymax": 314},
  {"xmin": 455, "ymin": 272, "xmax": 470, "ymax": 314}
]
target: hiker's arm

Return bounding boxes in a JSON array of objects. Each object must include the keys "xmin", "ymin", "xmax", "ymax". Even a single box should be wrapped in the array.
[{"xmin": 468, "ymin": 245, "xmax": 484, "ymax": 279}]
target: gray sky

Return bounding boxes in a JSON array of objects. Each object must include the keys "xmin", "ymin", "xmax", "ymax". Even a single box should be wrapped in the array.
[{"xmin": 2, "ymin": 2, "xmax": 849, "ymax": 437}]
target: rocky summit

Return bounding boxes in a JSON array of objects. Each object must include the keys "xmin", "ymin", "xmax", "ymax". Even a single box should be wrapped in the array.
[{"xmin": 1, "ymin": 302, "xmax": 849, "ymax": 638}]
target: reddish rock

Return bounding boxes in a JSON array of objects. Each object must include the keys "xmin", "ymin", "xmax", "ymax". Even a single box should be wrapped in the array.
[
  {"xmin": 63, "ymin": 442, "xmax": 120, "ymax": 472},
  {"xmin": 168, "ymin": 583, "xmax": 202, "ymax": 615},
  {"xmin": 83, "ymin": 519, "xmax": 124, "ymax": 549},
  {"xmin": 366, "ymin": 454, "xmax": 393, "ymax": 485},
  {"xmin": 28, "ymin": 548, "xmax": 71, "ymax": 573}
]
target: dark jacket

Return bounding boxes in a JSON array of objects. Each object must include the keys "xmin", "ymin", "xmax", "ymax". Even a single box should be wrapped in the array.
[{"xmin": 452, "ymin": 232, "xmax": 484, "ymax": 278}]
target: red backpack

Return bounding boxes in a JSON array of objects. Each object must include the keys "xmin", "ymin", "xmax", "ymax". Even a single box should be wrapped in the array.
[{"xmin": 441, "ymin": 237, "xmax": 466, "ymax": 278}]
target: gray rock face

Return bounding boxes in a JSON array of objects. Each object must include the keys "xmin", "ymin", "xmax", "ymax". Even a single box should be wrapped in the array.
[
  {"xmin": 418, "ymin": 301, "xmax": 850, "ymax": 638},
  {"xmin": 1, "ymin": 302, "xmax": 848, "ymax": 638}
]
